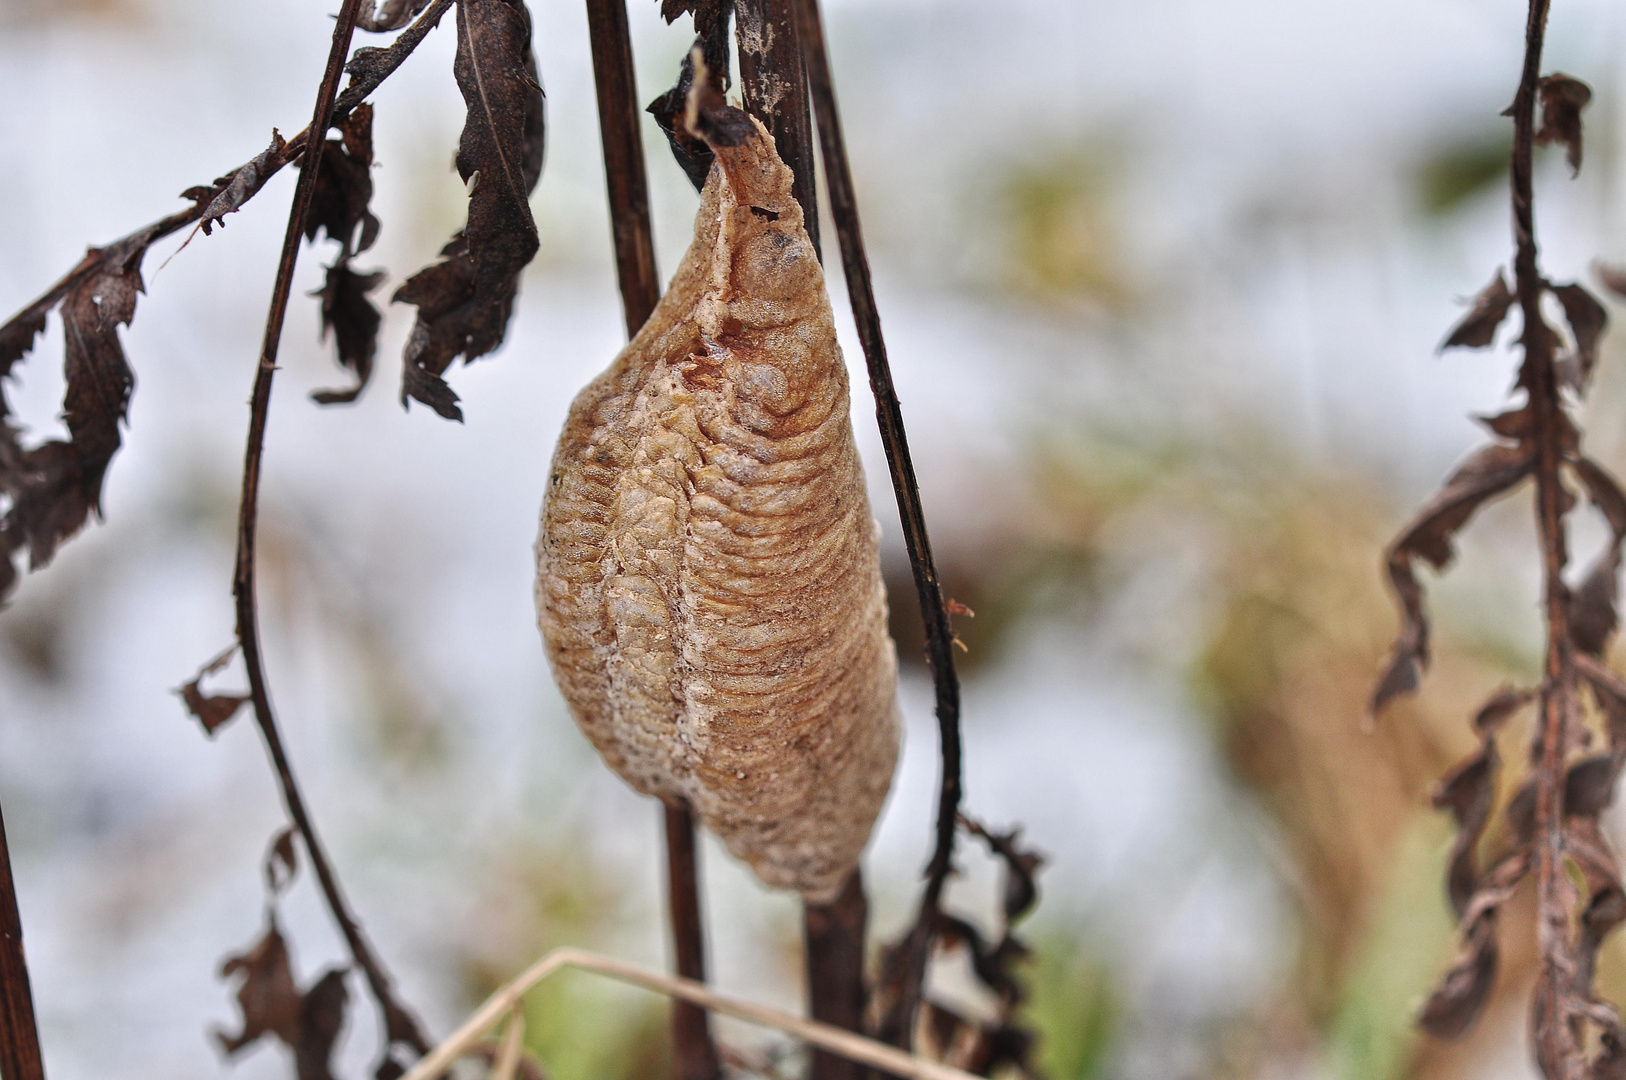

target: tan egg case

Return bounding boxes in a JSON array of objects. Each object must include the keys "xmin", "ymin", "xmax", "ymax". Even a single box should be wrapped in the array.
[{"xmin": 535, "ymin": 111, "xmax": 900, "ymax": 904}]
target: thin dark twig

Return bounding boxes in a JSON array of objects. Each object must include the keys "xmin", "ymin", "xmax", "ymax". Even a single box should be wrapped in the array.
[
  {"xmin": 736, "ymin": 0, "xmax": 820, "ymax": 260},
  {"xmin": 0, "ymin": 0, "xmax": 452, "ymax": 345},
  {"xmin": 1509, "ymin": 4, "xmax": 1578, "ymax": 1075},
  {"xmin": 233, "ymin": 0, "xmax": 429, "ymax": 1061},
  {"xmin": 0, "ymin": 802, "xmax": 44, "ymax": 1080},
  {"xmin": 792, "ymin": 0, "xmax": 963, "ymax": 1048},
  {"xmin": 804, "ymin": 871, "xmax": 870, "ymax": 1080},
  {"xmin": 584, "ymin": 4, "xmax": 721, "ymax": 1076},
  {"xmin": 663, "ymin": 802, "xmax": 722, "ymax": 1080}
]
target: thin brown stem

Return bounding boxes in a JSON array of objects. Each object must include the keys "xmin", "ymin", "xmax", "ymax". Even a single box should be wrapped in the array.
[
  {"xmin": 0, "ymin": 801, "xmax": 44, "ymax": 1080},
  {"xmin": 1509, "ymin": 3, "xmax": 1578, "ymax": 1077},
  {"xmin": 792, "ymin": 0, "xmax": 963, "ymax": 1048},
  {"xmin": 0, "ymin": 0, "xmax": 452, "ymax": 347},
  {"xmin": 232, "ymin": 0, "xmax": 429, "ymax": 1064},
  {"xmin": 663, "ymin": 803, "xmax": 722, "ymax": 1080},
  {"xmin": 585, "ymin": 0, "xmax": 661, "ymax": 336},
  {"xmin": 805, "ymin": 871, "xmax": 870, "ymax": 1080},
  {"xmin": 736, "ymin": 0, "xmax": 820, "ymax": 260},
  {"xmin": 584, "ymin": 5, "xmax": 722, "ymax": 1076}
]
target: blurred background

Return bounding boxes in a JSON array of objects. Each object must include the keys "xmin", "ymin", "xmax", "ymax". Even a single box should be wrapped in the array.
[{"xmin": 3, "ymin": 0, "xmax": 1626, "ymax": 1077}]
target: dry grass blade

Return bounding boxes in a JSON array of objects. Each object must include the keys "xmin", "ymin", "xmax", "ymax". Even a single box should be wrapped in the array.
[{"xmin": 399, "ymin": 947, "xmax": 983, "ymax": 1080}]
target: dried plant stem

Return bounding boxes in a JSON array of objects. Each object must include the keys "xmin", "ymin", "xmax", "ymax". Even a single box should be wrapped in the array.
[
  {"xmin": 584, "ymin": 6, "xmax": 721, "ymax": 1076},
  {"xmin": 233, "ymin": 0, "xmax": 428, "ymax": 1059},
  {"xmin": 399, "ymin": 946, "xmax": 984, "ymax": 1080},
  {"xmin": 792, "ymin": 0, "xmax": 963, "ymax": 1045},
  {"xmin": 737, "ymin": 0, "xmax": 820, "ymax": 259},
  {"xmin": 0, "ymin": 0, "xmax": 452, "ymax": 344},
  {"xmin": 0, "ymin": 802, "xmax": 43, "ymax": 1080},
  {"xmin": 805, "ymin": 870, "xmax": 870, "ymax": 1080},
  {"xmin": 663, "ymin": 802, "xmax": 722, "ymax": 1080},
  {"xmin": 1509, "ymin": 4, "xmax": 1579, "ymax": 1073}
]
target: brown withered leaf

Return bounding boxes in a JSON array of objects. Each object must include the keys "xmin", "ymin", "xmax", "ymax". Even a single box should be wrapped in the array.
[
  {"xmin": 1570, "ymin": 458, "xmax": 1626, "ymax": 657},
  {"xmin": 1433, "ymin": 687, "xmax": 1531, "ymax": 915},
  {"xmin": 0, "ymin": 228, "xmax": 157, "ymax": 603},
  {"xmin": 1372, "ymin": 442, "xmax": 1535, "ymax": 712},
  {"xmin": 311, "ymin": 261, "xmax": 385, "ymax": 406},
  {"xmin": 1440, "ymin": 269, "xmax": 1515, "ymax": 351},
  {"xmin": 305, "ymin": 104, "xmax": 380, "ymax": 257},
  {"xmin": 959, "ymin": 814, "xmax": 1044, "ymax": 924},
  {"xmin": 646, "ymin": 4, "xmax": 734, "ymax": 191},
  {"xmin": 177, "ymin": 645, "xmax": 251, "ymax": 736},
  {"xmin": 1552, "ymin": 282, "xmax": 1608, "ymax": 394},
  {"xmin": 358, "ymin": 0, "xmax": 432, "ymax": 32},
  {"xmin": 1477, "ymin": 405, "xmax": 1533, "ymax": 442},
  {"xmin": 295, "ymin": 968, "xmax": 350, "ymax": 1080},
  {"xmin": 217, "ymin": 918, "xmax": 302, "ymax": 1054},
  {"xmin": 1420, "ymin": 849, "xmax": 1531, "ymax": 1039},
  {"xmin": 264, "ymin": 827, "xmax": 299, "ymax": 895},
  {"xmin": 1535, "ymin": 73, "xmax": 1592, "ymax": 176},
  {"xmin": 393, "ymin": 0, "xmax": 545, "ymax": 421},
  {"xmin": 200, "ymin": 131, "xmax": 289, "ymax": 236},
  {"xmin": 1599, "ymin": 261, "xmax": 1626, "ymax": 301}
]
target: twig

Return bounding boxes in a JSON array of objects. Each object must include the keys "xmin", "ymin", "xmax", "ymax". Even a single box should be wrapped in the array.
[
  {"xmin": 398, "ymin": 946, "xmax": 984, "ymax": 1080},
  {"xmin": 792, "ymin": 0, "xmax": 964, "ymax": 1047},
  {"xmin": 736, "ymin": 0, "xmax": 820, "ymax": 259},
  {"xmin": 583, "ymin": 6, "xmax": 722, "ymax": 1076},
  {"xmin": 804, "ymin": 871, "xmax": 870, "ymax": 1080},
  {"xmin": 232, "ymin": 0, "xmax": 429, "ymax": 1062},
  {"xmin": 585, "ymin": 0, "xmax": 661, "ymax": 336},
  {"xmin": 0, "ymin": 802, "xmax": 44, "ymax": 1080},
  {"xmin": 0, "ymin": 0, "xmax": 453, "ymax": 345},
  {"xmin": 663, "ymin": 802, "xmax": 722, "ymax": 1080},
  {"xmin": 1508, "ymin": 4, "xmax": 1578, "ymax": 1075}
]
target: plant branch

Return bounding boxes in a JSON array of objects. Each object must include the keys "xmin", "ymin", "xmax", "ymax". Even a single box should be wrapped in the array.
[
  {"xmin": 0, "ymin": 801, "xmax": 44, "ymax": 1080},
  {"xmin": 399, "ymin": 946, "xmax": 984, "ymax": 1080},
  {"xmin": 792, "ymin": 0, "xmax": 963, "ymax": 1048},
  {"xmin": 737, "ymin": 0, "xmax": 820, "ymax": 260},
  {"xmin": 232, "ymin": 0, "xmax": 429, "ymax": 1064},
  {"xmin": 0, "ymin": 0, "xmax": 452, "ymax": 347},
  {"xmin": 584, "ymin": 6, "xmax": 722, "ymax": 1077},
  {"xmin": 805, "ymin": 871, "xmax": 870, "ymax": 1080}
]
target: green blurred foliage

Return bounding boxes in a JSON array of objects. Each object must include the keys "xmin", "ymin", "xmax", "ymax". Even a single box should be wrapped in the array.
[
  {"xmin": 1415, "ymin": 136, "xmax": 1510, "ymax": 217},
  {"xmin": 1021, "ymin": 930, "xmax": 1120, "ymax": 1080}
]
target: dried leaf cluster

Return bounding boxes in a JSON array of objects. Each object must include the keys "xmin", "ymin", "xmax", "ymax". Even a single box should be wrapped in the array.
[{"xmin": 1372, "ymin": 5, "xmax": 1626, "ymax": 1076}]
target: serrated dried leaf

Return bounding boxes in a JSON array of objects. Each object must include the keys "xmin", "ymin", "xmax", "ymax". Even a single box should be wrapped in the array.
[
  {"xmin": 312, "ymin": 261, "xmax": 385, "ymax": 405},
  {"xmin": 1571, "ymin": 458, "xmax": 1626, "ymax": 657},
  {"xmin": 1552, "ymin": 282, "xmax": 1608, "ymax": 394},
  {"xmin": 1372, "ymin": 442, "xmax": 1535, "ymax": 712},
  {"xmin": 394, "ymin": 0, "xmax": 545, "ymax": 420},
  {"xmin": 0, "ymin": 229, "xmax": 156, "ymax": 602},
  {"xmin": 177, "ymin": 645, "xmax": 250, "ymax": 736},
  {"xmin": 217, "ymin": 919, "xmax": 302, "ymax": 1054},
  {"xmin": 646, "ymin": 5, "xmax": 735, "ymax": 192},
  {"xmin": 295, "ymin": 968, "xmax": 350, "ymax": 1080},
  {"xmin": 1420, "ymin": 849, "xmax": 1531, "ymax": 1039},
  {"xmin": 358, "ymin": 0, "xmax": 431, "ymax": 32},
  {"xmin": 1536, "ymin": 73, "xmax": 1592, "ymax": 176},
  {"xmin": 1434, "ymin": 686, "xmax": 1531, "ymax": 913},
  {"xmin": 201, "ymin": 131, "xmax": 289, "ymax": 236},
  {"xmin": 959, "ymin": 815, "xmax": 1044, "ymax": 924},
  {"xmin": 1441, "ymin": 269, "xmax": 1515, "ymax": 351},
  {"xmin": 305, "ymin": 104, "xmax": 380, "ymax": 257},
  {"xmin": 264, "ymin": 827, "xmax": 299, "ymax": 895}
]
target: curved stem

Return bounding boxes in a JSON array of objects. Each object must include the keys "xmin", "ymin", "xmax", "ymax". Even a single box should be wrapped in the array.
[{"xmin": 233, "ymin": 0, "xmax": 429, "ymax": 1060}]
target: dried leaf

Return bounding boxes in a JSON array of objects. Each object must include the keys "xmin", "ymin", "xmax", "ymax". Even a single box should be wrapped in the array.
[
  {"xmin": 311, "ymin": 261, "xmax": 385, "ymax": 405},
  {"xmin": 0, "ymin": 229, "xmax": 156, "ymax": 602},
  {"xmin": 1553, "ymin": 282, "xmax": 1608, "ymax": 394},
  {"xmin": 959, "ymin": 815, "xmax": 1045, "ymax": 924},
  {"xmin": 1373, "ymin": 443, "xmax": 1535, "ymax": 711},
  {"xmin": 296, "ymin": 968, "xmax": 350, "ymax": 1080},
  {"xmin": 1571, "ymin": 458, "xmax": 1626, "ymax": 656},
  {"xmin": 200, "ymin": 131, "xmax": 289, "ymax": 236},
  {"xmin": 394, "ymin": 0, "xmax": 545, "ymax": 420},
  {"xmin": 1441, "ymin": 269, "xmax": 1515, "ymax": 351},
  {"xmin": 177, "ymin": 645, "xmax": 249, "ymax": 736},
  {"xmin": 1477, "ymin": 406, "xmax": 1534, "ymax": 441},
  {"xmin": 1599, "ymin": 262, "xmax": 1626, "ymax": 301},
  {"xmin": 1420, "ymin": 850, "xmax": 1531, "ymax": 1039},
  {"xmin": 305, "ymin": 103, "xmax": 380, "ymax": 257},
  {"xmin": 646, "ymin": 4, "xmax": 735, "ymax": 192},
  {"xmin": 1536, "ymin": 73, "xmax": 1593, "ymax": 176},
  {"xmin": 264, "ymin": 827, "xmax": 299, "ymax": 895},
  {"xmin": 217, "ymin": 919, "xmax": 302, "ymax": 1054},
  {"xmin": 358, "ymin": 0, "xmax": 431, "ymax": 32}
]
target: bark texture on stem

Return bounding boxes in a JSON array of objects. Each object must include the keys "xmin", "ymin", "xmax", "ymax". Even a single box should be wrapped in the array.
[
  {"xmin": 664, "ymin": 803, "xmax": 723, "ymax": 1080},
  {"xmin": 737, "ymin": 0, "xmax": 820, "ymax": 260},
  {"xmin": 805, "ymin": 871, "xmax": 870, "ymax": 1080},
  {"xmin": 0, "ymin": 802, "xmax": 43, "ymax": 1080}
]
